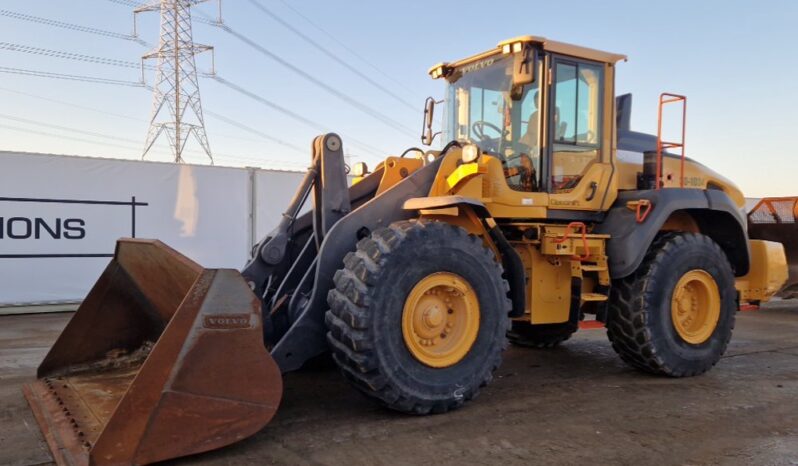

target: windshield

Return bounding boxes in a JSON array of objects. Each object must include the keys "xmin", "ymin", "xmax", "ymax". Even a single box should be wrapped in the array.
[{"xmin": 445, "ymin": 54, "xmax": 541, "ymax": 191}]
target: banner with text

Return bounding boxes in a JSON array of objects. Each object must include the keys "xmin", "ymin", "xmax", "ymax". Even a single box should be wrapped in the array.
[{"xmin": 0, "ymin": 151, "xmax": 304, "ymax": 306}]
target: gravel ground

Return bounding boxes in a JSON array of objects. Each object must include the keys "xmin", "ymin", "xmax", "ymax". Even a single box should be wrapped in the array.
[{"xmin": 1, "ymin": 302, "xmax": 796, "ymax": 465}]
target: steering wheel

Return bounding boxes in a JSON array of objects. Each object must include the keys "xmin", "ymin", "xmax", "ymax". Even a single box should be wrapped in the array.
[{"xmin": 471, "ymin": 120, "xmax": 504, "ymax": 141}]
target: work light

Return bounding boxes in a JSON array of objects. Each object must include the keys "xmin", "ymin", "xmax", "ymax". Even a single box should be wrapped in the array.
[{"xmin": 462, "ymin": 143, "xmax": 481, "ymax": 164}]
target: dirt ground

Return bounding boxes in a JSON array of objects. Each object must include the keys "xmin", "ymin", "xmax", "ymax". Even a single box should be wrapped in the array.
[{"xmin": 1, "ymin": 303, "xmax": 797, "ymax": 466}]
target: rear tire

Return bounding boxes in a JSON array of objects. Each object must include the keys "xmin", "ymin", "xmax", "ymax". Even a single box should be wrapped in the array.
[
  {"xmin": 326, "ymin": 220, "xmax": 511, "ymax": 414},
  {"xmin": 606, "ymin": 232, "xmax": 736, "ymax": 377}
]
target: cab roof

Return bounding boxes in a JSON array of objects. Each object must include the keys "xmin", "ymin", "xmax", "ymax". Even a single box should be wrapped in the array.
[{"xmin": 429, "ymin": 36, "xmax": 626, "ymax": 77}]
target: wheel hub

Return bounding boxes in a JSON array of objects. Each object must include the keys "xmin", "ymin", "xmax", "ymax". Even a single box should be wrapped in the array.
[
  {"xmin": 402, "ymin": 273, "xmax": 479, "ymax": 367},
  {"xmin": 422, "ymin": 304, "xmax": 444, "ymax": 328},
  {"xmin": 671, "ymin": 270, "xmax": 721, "ymax": 345}
]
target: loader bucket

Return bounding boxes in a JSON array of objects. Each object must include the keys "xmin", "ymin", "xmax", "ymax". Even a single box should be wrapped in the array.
[
  {"xmin": 748, "ymin": 197, "xmax": 798, "ymax": 297},
  {"xmin": 23, "ymin": 239, "xmax": 282, "ymax": 466}
]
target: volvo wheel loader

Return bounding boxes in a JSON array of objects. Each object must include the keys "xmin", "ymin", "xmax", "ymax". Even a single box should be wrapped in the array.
[{"xmin": 24, "ymin": 36, "xmax": 789, "ymax": 465}]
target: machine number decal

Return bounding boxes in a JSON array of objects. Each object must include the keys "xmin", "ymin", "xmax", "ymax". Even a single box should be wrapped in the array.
[{"xmin": 683, "ymin": 176, "xmax": 705, "ymax": 187}]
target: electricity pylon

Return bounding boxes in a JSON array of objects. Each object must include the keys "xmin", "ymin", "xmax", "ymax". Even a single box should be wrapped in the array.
[{"xmin": 135, "ymin": 0, "xmax": 217, "ymax": 163}]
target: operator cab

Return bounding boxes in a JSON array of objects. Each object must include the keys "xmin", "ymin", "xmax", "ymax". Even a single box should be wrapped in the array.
[{"xmin": 429, "ymin": 37, "xmax": 625, "ymax": 195}]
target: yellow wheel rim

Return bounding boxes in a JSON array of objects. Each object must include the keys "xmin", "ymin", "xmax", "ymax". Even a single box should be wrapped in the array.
[
  {"xmin": 670, "ymin": 270, "xmax": 721, "ymax": 345},
  {"xmin": 402, "ymin": 272, "xmax": 480, "ymax": 368}
]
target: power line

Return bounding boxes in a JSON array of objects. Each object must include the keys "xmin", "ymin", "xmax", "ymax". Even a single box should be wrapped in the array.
[
  {"xmin": 0, "ymin": 123, "xmax": 143, "ymax": 151},
  {"xmin": 0, "ymin": 44, "xmax": 387, "ymax": 159},
  {"xmin": 0, "ymin": 113, "xmax": 140, "ymax": 144},
  {"xmin": 0, "ymin": 121, "xmax": 307, "ymax": 170},
  {"xmin": 196, "ymin": 13, "xmax": 417, "ymax": 138},
  {"xmin": 0, "ymin": 79, "xmax": 342, "ymax": 157},
  {"xmin": 0, "ymin": 86, "xmax": 143, "ymax": 122},
  {"xmin": 105, "ymin": 0, "xmax": 221, "ymax": 37},
  {"xmin": 203, "ymin": 109, "xmax": 305, "ymax": 154},
  {"xmin": 104, "ymin": 0, "xmax": 141, "ymax": 7},
  {"xmin": 0, "ymin": 66, "xmax": 144, "ymax": 87},
  {"xmin": 211, "ymin": 75, "xmax": 325, "ymax": 134},
  {"xmin": 0, "ymin": 63, "xmax": 387, "ymax": 158},
  {"xmin": 276, "ymin": 0, "xmax": 419, "ymax": 98},
  {"xmin": 192, "ymin": 15, "xmax": 218, "ymax": 26},
  {"xmin": 106, "ymin": 0, "xmax": 219, "ymax": 25},
  {"xmin": 0, "ymin": 42, "xmax": 154, "ymax": 70},
  {"xmin": 210, "ymin": 75, "xmax": 388, "ymax": 159},
  {"xmin": 246, "ymin": 0, "xmax": 417, "ymax": 112},
  {"xmin": 0, "ymin": 9, "xmax": 149, "ymax": 46},
  {"xmin": 0, "ymin": 84, "xmax": 312, "ymax": 167}
]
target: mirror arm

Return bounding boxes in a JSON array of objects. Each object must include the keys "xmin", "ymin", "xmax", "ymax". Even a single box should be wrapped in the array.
[{"xmin": 421, "ymin": 97, "xmax": 444, "ymax": 146}]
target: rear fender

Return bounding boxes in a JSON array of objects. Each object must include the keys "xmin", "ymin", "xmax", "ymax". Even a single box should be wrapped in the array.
[{"xmin": 596, "ymin": 189, "xmax": 750, "ymax": 278}]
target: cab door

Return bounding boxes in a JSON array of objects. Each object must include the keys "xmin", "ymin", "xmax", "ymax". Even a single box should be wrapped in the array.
[{"xmin": 545, "ymin": 56, "xmax": 614, "ymax": 214}]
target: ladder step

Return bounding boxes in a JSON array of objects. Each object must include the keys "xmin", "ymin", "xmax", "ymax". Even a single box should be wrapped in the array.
[
  {"xmin": 581, "ymin": 264, "xmax": 607, "ymax": 272},
  {"xmin": 581, "ymin": 293, "xmax": 609, "ymax": 302}
]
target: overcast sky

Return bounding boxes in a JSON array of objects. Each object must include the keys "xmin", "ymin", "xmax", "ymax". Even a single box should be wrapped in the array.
[{"xmin": 1, "ymin": 0, "xmax": 796, "ymax": 196}]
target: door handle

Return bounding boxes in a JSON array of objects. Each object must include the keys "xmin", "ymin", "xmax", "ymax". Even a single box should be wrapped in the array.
[{"xmin": 585, "ymin": 181, "xmax": 598, "ymax": 201}]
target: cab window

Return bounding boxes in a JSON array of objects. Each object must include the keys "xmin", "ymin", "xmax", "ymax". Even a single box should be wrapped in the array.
[
  {"xmin": 445, "ymin": 54, "xmax": 542, "ymax": 193},
  {"xmin": 551, "ymin": 61, "xmax": 603, "ymax": 192}
]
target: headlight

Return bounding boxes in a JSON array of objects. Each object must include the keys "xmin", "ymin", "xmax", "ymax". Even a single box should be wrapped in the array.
[
  {"xmin": 428, "ymin": 63, "xmax": 451, "ymax": 80},
  {"xmin": 352, "ymin": 161, "xmax": 368, "ymax": 177},
  {"xmin": 461, "ymin": 143, "xmax": 481, "ymax": 164},
  {"xmin": 426, "ymin": 153, "xmax": 436, "ymax": 163}
]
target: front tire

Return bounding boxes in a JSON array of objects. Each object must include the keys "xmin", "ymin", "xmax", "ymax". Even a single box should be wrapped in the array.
[
  {"xmin": 326, "ymin": 220, "xmax": 511, "ymax": 414},
  {"xmin": 606, "ymin": 232, "xmax": 736, "ymax": 377}
]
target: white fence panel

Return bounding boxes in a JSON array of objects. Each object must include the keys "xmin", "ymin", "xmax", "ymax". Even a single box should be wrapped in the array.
[
  {"xmin": 0, "ymin": 152, "xmax": 303, "ymax": 306},
  {"xmin": 253, "ymin": 169, "xmax": 306, "ymax": 241}
]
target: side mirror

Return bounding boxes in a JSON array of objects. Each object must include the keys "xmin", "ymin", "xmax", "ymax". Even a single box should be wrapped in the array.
[
  {"xmin": 511, "ymin": 44, "xmax": 536, "ymax": 100},
  {"xmin": 421, "ymin": 97, "xmax": 441, "ymax": 146}
]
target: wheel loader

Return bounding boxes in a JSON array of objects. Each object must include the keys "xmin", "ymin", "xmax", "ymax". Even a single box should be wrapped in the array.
[{"xmin": 24, "ymin": 36, "xmax": 789, "ymax": 465}]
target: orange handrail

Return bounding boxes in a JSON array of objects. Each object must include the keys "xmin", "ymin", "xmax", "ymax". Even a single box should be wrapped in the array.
[
  {"xmin": 656, "ymin": 93, "xmax": 687, "ymax": 189},
  {"xmin": 553, "ymin": 222, "xmax": 590, "ymax": 261}
]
